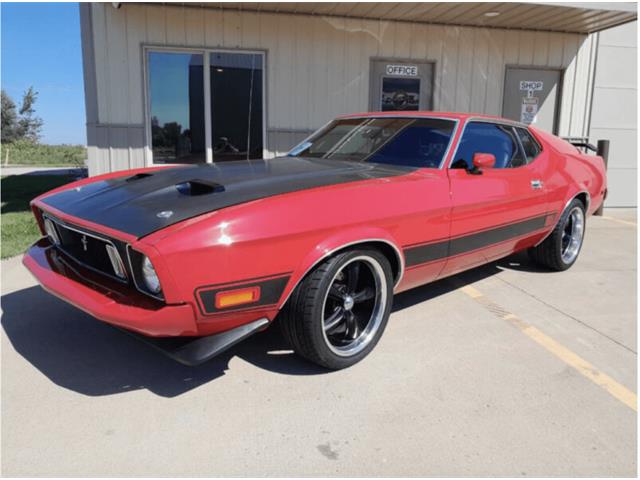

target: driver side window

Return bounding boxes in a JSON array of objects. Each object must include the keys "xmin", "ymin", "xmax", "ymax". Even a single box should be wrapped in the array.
[{"xmin": 453, "ymin": 122, "xmax": 526, "ymax": 169}]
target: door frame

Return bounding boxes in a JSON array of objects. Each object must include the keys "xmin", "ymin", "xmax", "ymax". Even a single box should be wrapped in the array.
[
  {"xmin": 445, "ymin": 116, "xmax": 532, "ymax": 170},
  {"xmin": 501, "ymin": 64, "xmax": 565, "ymax": 135},
  {"xmin": 369, "ymin": 56, "xmax": 436, "ymax": 112},
  {"xmin": 142, "ymin": 44, "xmax": 267, "ymax": 166}
]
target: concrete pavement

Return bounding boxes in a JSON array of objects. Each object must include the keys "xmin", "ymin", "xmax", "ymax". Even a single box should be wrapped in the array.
[{"xmin": 1, "ymin": 209, "xmax": 636, "ymax": 476}]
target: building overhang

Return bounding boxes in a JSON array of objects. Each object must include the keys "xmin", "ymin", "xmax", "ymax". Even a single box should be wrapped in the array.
[{"xmin": 164, "ymin": 2, "xmax": 636, "ymax": 34}]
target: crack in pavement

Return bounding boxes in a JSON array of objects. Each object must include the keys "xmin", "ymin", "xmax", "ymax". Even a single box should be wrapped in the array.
[{"xmin": 494, "ymin": 274, "xmax": 636, "ymax": 355}]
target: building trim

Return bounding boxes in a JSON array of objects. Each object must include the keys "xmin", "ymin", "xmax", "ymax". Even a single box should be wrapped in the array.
[
  {"xmin": 153, "ymin": 2, "xmax": 636, "ymax": 35},
  {"xmin": 267, "ymin": 128, "xmax": 316, "ymax": 135},
  {"xmin": 87, "ymin": 122, "xmax": 145, "ymax": 129},
  {"xmin": 80, "ymin": 3, "xmax": 99, "ymax": 127},
  {"xmin": 586, "ymin": 32, "xmax": 600, "ymax": 139}
]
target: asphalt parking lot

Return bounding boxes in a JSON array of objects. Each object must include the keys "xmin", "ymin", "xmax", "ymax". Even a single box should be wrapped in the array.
[{"xmin": 1, "ymin": 209, "xmax": 636, "ymax": 477}]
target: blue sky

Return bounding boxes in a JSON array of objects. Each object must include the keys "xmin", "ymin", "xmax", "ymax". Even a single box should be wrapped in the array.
[{"xmin": 1, "ymin": 2, "xmax": 86, "ymax": 145}]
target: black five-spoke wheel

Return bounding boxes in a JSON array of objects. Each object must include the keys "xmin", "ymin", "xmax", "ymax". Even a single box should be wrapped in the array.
[
  {"xmin": 322, "ymin": 257, "xmax": 386, "ymax": 356},
  {"xmin": 280, "ymin": 248, "xmax": 393, "ymax": 369}
]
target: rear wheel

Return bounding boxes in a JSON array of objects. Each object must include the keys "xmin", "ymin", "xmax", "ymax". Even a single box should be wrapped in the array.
[
  {"xmin": 280, "ymin": 248, "xmax": 393, "ymax": 369},
  {"xmin": 528, "ymin": 198, "xmax": 586, "ymax": 271}
]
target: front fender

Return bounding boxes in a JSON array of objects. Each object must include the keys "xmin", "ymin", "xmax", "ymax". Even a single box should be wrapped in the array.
[{"xmin": 277, "ymin": 226, "xmax": 404, "ymax": 310}]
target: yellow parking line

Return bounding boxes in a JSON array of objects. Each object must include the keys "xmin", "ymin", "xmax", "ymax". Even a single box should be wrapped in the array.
[
  {"xmin": 461, "ymin": 285, "xmax": 483, "ymax": 299},
  {"xmin": 600, "ymin": 215, "xmax": 637, "ymax": 227},
  {"xmin": 460, "ymin": 285, "xmax": 637, "ymax": 411}
]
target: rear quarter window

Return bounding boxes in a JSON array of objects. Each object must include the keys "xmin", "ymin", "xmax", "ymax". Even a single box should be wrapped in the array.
[{"xmin": 516, "ymin": 127, "xmax": 541, "ymax": 163}]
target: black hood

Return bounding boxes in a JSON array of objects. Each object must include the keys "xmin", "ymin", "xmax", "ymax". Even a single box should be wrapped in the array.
[{"xmin": 40, "ymin": 157, "xmax": 411, "ymax": 238}]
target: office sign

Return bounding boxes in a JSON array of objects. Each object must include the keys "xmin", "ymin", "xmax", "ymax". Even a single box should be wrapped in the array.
[{"xmin": 386, "ymin": 64, "xmax": 418, "ymax": 77}]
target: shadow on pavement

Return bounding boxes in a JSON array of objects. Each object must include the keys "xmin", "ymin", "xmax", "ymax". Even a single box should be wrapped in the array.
[
  {"xmin": 393, "ymin": 251, "xmax": 552, "ymax": 312},
  {"xmin": 1, "ymin": 252, "xmax": 545, "ymax": 398},
  {"xmin": 1, "ymin": 286, "xmax": 326, "ymax": 398}
]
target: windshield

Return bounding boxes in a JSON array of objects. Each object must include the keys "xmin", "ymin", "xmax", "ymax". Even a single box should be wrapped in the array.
[{"xmin": 288, "ymin": 117, "xmax": 456, "ymax": 168}]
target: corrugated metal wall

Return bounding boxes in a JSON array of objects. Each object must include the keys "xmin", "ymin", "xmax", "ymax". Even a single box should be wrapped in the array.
[
  {"xmin": 589, "ymin": 21, "xmax": 637, "ymax": 207},
  {"xmin": 82, "ymin": 3, "xmax": 597, "ymax": 175}
]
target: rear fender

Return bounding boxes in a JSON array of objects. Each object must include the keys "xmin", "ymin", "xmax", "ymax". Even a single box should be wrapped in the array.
[
  {"xmin": 277, "ymin": 227, "xmax": 404, "ymax": 310},
  {"xmin": 534, "ymin": 189, "xmax": 591, "ymax": 247},
  {"xmin": 561, "ymin": 171, "xmax": 599, "ymax": 216}
]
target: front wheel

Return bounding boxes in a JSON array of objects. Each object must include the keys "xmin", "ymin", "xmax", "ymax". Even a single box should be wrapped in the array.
[
  {"xmin": 528, "ymin": 198, "xmax": 586, "ymax": 271},
  {"xmin": 280, "ymin": 248, "xmax": 393, "ymax": 369}
]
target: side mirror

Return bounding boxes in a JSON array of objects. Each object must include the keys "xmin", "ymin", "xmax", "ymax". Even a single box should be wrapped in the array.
[{"xmin": 473, "ymin": 153, "xmax": 496, "ymax": 170}]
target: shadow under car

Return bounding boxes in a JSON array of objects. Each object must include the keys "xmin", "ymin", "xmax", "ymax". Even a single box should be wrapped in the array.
[{"xmin": 1, "ymin": 251, "xmax": 547, "ymax": 398}]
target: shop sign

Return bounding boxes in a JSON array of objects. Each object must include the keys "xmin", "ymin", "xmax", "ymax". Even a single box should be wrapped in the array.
[{"xmin": 519, "ymin": 80, "xmax": 544, "ymax": 91}]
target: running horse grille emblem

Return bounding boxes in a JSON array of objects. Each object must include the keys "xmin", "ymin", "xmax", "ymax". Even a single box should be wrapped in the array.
[{"xmin": 80, "ymin": 234, "xmax": 89, "ymax": 252}]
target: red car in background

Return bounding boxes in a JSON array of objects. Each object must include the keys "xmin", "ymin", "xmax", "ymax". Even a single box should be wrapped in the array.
[{"xmin": 23, "ymin": 112, "xmax": 607, "ymax": 369}]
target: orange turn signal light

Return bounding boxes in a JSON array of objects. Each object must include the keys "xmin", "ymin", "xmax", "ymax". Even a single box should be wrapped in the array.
[{"xmin": 215, "ymin": 286, "xmax": 261, "ymax": 309}]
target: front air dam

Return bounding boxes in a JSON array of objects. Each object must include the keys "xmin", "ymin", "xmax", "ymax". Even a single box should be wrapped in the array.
[{"xmin": 116, "ymin": 317, "xmax": 269, "ymax": 366}]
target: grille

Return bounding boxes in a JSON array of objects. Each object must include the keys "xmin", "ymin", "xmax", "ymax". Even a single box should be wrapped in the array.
[{"xmin": 44, "ymin": 215, "xmax": 128, "ymax": 282}]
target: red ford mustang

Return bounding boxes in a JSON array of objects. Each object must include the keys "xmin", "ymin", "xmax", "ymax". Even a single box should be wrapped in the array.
[{"xmin": 24, "ymin": 112, "xmax": 607, "ymax": 369}]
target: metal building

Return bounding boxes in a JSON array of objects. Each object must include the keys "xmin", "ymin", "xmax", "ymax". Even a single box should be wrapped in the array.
[{"xmin": 79, "ymin": 2, "xmax": 637, "ymax": 206}]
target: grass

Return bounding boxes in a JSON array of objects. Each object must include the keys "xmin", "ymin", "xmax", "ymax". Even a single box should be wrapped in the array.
[
  {"xmin": 1, "ymin": 141, "xmax": 86, "ymax": 167},
  {"xmin": 1, "ymin": 175, "xmax": 77, "ymax": 259}
]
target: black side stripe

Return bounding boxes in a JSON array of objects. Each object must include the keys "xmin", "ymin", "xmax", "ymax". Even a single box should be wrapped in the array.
[
  {"xmin": 404, "ymin": 214, "xmax": 552, "ymax": 268},
  {"xmin": 404, "ymin": 239, "xmax": 449, "ymax": 267}
]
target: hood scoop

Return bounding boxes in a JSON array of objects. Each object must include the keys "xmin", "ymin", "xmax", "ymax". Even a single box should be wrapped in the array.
[
  {"xmin": 126, "ymin": 172, "xmax": 154, "ymax": 182},
  {"xmin": 176, "ymin": 179, "xmax": 225, "ymax": 196}
]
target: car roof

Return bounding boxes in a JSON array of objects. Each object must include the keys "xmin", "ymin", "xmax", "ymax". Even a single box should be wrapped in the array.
[{"xmin": 338, "ymin": 111, "xmax": 529, "ymax": 128}]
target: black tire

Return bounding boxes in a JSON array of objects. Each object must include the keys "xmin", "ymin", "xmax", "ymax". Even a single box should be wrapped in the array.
[
  {"xmin": 279, "ymin": 248, "xmax": 394, "ymax": 369},
  {"xmin": 528, "ymin": 198, "xmax": 586, "ymax": 271}
]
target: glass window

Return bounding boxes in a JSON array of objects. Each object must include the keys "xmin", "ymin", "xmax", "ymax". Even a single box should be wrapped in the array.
[
  {"xmin": 148, "ymin": 52, "xmax": 205, "ymax": 164},
  {"xmin": 453, "ymin": 122, "xmax": 526, "ymax": 169},
  {"xmin": 210, "ymin": 52, "xmax": 263, "ymax": 160},
  {"xmin": 516, "ymin": 127, "xmax": 541, "ymax": 163},
  {"xmin": 288, "ymin": 117, "xmax": 455, "ymax": 169},
  {"xmin": 381, "ymin": 78, "xmax": 420, "ymax": 111}
]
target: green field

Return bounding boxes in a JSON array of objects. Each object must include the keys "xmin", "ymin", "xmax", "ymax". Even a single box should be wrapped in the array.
[
  {"xmin": 1, "ymin": 175, "xmax": 76, "ymax": 259},
  {"xmin": 1, "ymin": 141, "xmax": 86, "ymax": 167}
]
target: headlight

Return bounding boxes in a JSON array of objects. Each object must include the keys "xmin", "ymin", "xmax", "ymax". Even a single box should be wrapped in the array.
[
  {"xmin": 141, "ymin": 256, "xmax": 161, "ymax": 294},
  {"xmin": 43, "ymin": 218, "xmax": 60, "ymax": 245}
]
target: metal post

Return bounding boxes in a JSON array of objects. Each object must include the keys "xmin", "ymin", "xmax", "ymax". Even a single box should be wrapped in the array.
[{"xmin": 594, "ymin": 139, "xmax": 609, "ymax": 216}]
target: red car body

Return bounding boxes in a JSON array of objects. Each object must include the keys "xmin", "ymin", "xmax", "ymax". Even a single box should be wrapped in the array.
[{"xmin": 23, "ymin": 112, "xmax": 606, "ymax": 362}]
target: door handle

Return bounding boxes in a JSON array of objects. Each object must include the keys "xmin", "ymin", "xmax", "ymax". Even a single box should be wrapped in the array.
[{"xmin": 531, "ymin": 179, "xmax": 543, "ymax": 190}]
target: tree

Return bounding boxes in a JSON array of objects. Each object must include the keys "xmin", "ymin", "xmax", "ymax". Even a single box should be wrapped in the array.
[
  {"xmin": 1, "ymin": 90, "xmax": 18, "ymax": 143},
  {"xmin": 1, "ymin": 87, "xmax": 43, "ymax": 144},
  {"xmin": 16, "ymin": 87, "xmax": 43, "ymax": 142}
]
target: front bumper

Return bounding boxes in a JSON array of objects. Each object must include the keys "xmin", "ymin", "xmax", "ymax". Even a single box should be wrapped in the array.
[{"xmin": 23, "ymin": 239, "xmax": 199, "ymax": 337}]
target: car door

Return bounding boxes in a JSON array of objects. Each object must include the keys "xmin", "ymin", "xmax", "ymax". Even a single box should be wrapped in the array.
[{"xmin": 439, "ymin": 120, "xmax": 551, "ymax": 277}]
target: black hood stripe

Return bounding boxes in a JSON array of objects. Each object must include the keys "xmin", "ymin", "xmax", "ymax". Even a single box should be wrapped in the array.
[{"xmin": 40, "ymin": 157, "xmax": 412, "ymax": 238}]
